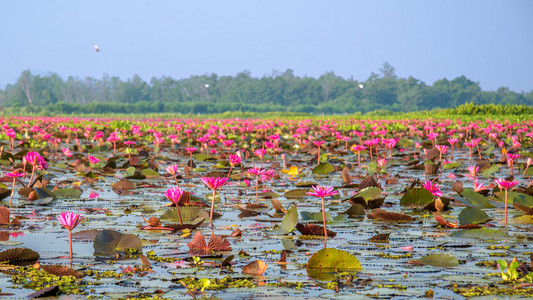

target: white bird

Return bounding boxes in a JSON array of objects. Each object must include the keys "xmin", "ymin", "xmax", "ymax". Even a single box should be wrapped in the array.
[
  {"xmin": 358, "ymin": 83, "xmax": 364, "ymax": 89},
  {"xmin": 94, "ymin": 44, "xmax": 100, "ymax": 52}
]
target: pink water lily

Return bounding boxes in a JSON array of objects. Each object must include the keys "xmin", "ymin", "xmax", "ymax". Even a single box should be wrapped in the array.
[
  {"xmin": 307, "ymin": 186, "xmax": 339, "ymax": 239},
  {"xmin": 494, "ymin": 178, "xmax": 519, "ymax": 227},
  {"xmin": 166, "ymin": 164, "xmax": 180, "ymax": 187},
  {"xmin": 422, "ymin": 181, "xmax": 443, "ymax": 198},
  {"xmin": 165, "ymin": 186, "xmax": 184, "ymax": 224},
  {"xmin": 201, "ymin": 177, "xmax": 229, "ymax": 228},
  {"xmin": 57, "ymin": 212, "xmax": 84, "ymax": 259}
]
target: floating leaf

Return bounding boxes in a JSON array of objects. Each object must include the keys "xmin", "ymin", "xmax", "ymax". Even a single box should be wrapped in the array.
[
  {"xmin": 72, "ymin": 230, "xmax": 100, "ymax": 241},
  {"xmin": 368, "ymin": 209, "xmax": 414, "ymax": 222},
  {"xmin": 27, "ymin": 286, "xmax": 60, "ymax": 298},
  {"xmin": 458, "ymin": 207, "xmax": 491, "ymax": 225},
  {"xmin": 443, "ymin": 162, "xmax": 462, "ymax": 169},
  {"xmin": 0, "ymin": 247, "xmax": 39, "ymax": 265},
  {"xmin": 296, "ymin": 223, "xmax": 337, "ymax": 237},
  {"xmin": 126, "ymin": 167, "xmax": 136, "ymax": 177},
  {"xmin": 513, "ymin": 215, "xmax": 533, "ymax": 224},
  {"xmin": 342, "ymin": 204, "xmax": 365, "ymax": 217},
  {"xmin": 312, "ymin": 163, "xmax": 334, "ymax": 175},
  {"xmin": 141, "ymin": 169, "xmax": 160, "ymax": 177},
  {"xmin": 369, "ymin": 233, "xmax": 390, "ymax": 242},
  {"xmin": 451, "ymin": 228, "xmax": 507, "ymax": 239},
  {"xmin": 53, "ymin": 188, "xmax": 81, "ymax": 199},
  {"xmin": 160, "ymin": 206, "xmax": 203, "ymax": 222},
  {"xmin": 242, "ymin": 260, "xmax": 268, "ymax": 275},
  {"xmin": 354, "ymin": 187, "xmax": 382, "ymax": 201},
  {"xmin": 459, "ymin": 190, "xmax": 495, "ymax": 208},
  {"xmin": 306, "ymin": 248, "xmax": 362, "ymax": 281},
  {"xmin": 271, "ymin": 205, "xmax": 298, "ymax": 235},
  {"xmin": 359, "ymin": 175, "xmax": 380, "ymax": 191},
  {"xmin": 400, "ymin": 188, "xmax": 435, "ymax": 208},
  {"xmin": 283, "ymin": 189, "xmax": 310, "ymax": 199},
  {"xmin": 112, "ymin": 180, "xmax": 136, "ymax": 194},
  {"xmin": 419, "ymin": 253, "xmax": 459, "ymax": 267},
  {"xmin": 194, "ymin": 153, "xmax": 213, "ymax": 161},
  {"xmin": 481, "ymin": 165, "xmax": 500, "ymax": 177},
  {"xmin": 93, "ymin": 230, "xmax": 143, "ymax": 256},
  {"xmin": 0, "ymin": 207, "xmax": 9, "ymax": 225},
  {"xmin": 34, "ymin": 187, "xmax": 56, "ymax": 201},
  {"xmin": 300, "ymin": 211, "xmax": 331, "ymax": 221},
  {"xmin": 294, "ymin": 181, "xmax": 318, "ymax": 188}
]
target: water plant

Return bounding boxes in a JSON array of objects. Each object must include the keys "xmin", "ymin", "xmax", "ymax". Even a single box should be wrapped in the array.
[{"xmin": 56, "ymin": 212, "xmax": 84, "ymax": 259}]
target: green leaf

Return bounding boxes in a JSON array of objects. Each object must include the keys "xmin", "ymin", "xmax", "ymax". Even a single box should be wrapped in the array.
[
  {"xmin": 194, "ymin": 153, "xmax": 213, "ymax": 161},
  {"xmin": 513, "ymin": 193, "xmax": 533, "ymax": 207},
  {"xmin": 300, "ymin": 211, "xmax": 331, "ymax": 221},
  {"xmin": 141, "ymin": 169, "xmax": 160, "ymax": 177},
  {"xmin": 451, "ymin": 228, "xmax": 507, "ymax": 240},
  {"xmin": 354, "ymin": 187, "xmax": 382, "ymax": 201},
  {"xmin": 513, "ymin": 215, "xmax": 533, "ymax": 224},
  {"xmin": 398, "ymin": 138, "xmax": 413, "ymax": 149},
  {"xmin": 458, "ymin": 207, "xmax": 491, "ymax": 225},
  {"xmin": 126, "ymin": 167, "xmax": 136, "ymax": 177},
  {"xmin": 342, "ymin": 204, "xmax": 366, "ymax": 217},
  {"xmin": 481, "ymin": 165, "xmax": 499, "ymax": 177},
  {"xmin": 283, "ymin": 189, "xmax": 310, "ymax": 199},
  {"xmin": 53, "ymin": 188, "xmax": 81, "ymax": 199},
  {"xmin": 312, "ymin": 163, "xmax": 334, "ymax": 175},
  {"xmin": 306, "ymin": 248, "xmax": 362, "ymax": 281},
  {"xmin": 443, "ymin": 162, "xmax": 462, "ymax": 170},
  {"xmin": 271, "ymin": 205, "xmax": 298, "ymax": 235},
  {"xmin": 420, "ymin": 253, "xmax": 459, "ymax": 267},
  {"xmin": 93, "ymin": 230, "xmax": 142, "ymax": 257},
  {"xmin": 160, "ymin": 206, "xmax": 204, "ymax": 222},
  {"xmin": 366, "ymin": 161, "xmax": 377, "ymax": 175},
  {"xmin": 400, "ymin": 188, "xmax": 435, "ymax": 208},
  {"xmin": 459, "ymin": 190, "xmax": 495, "ymax": 208},
  {"xmin": 294, "ymin": 181, "xmax": 318, "ymax": 188}
]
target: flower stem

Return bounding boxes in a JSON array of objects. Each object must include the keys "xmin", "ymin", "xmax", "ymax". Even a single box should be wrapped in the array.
[
  {"xmin": 321, "ymin": 197, "xmax": 328, "ymax": 239},
  {"xmin": 68, "ymin": 229, "xmax": 73, "ymax": 260},
  {"xmin": 176, "ymin": 205, "xmax": 183, "ymax": 225},
  {"xmin": 504, "ymin": 189, "xmax": 508, "ymax": 227},
  {"xmin": 209, "ymin": 189, "xmax": 216, "ymax": 228}
]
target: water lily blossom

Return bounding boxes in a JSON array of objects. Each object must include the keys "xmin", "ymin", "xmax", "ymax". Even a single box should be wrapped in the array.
[
  {"xmin": 494, "ymin": 178, "xmax": 519, "ymax": 226},
  {"xmin": 201, "ymin": 177, "xmax": 229, "ymax": 228},
  {"xmin": 165, "ymin": 186, "xmax": 185, "ymax": 224},
  {"xmin": 57, "ymin": 212, "xmax": 84, "ymax": 259},
  {"xmin": 422, "ymin": 181, "xmax": 443, "ymax": 198},
  {"xmin": 307, "ymin": 186, "xmax": 339, "ymax": 239}
]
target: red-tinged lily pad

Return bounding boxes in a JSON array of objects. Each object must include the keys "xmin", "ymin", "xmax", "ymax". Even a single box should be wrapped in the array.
[
  {"xmin": 306, "ymin": 248, "xmax": 362, "ymax": 281},
  {"xmin": 451, "ymin": 228, "xmax": 507, "ymax": 239},
  {"xmin": 41, "ymin": 265, "xmax": 84, "ymax": 278},
  {"xmin": 0, "ymin": 206, "xmax": 9, "ymax": 225},
  {"xmin": 419, "ymin": 253, "xmax": 459, "ymax": 267},
  {"xmin": 187, "ymin": 231, "xmax": 232, "ymax": 255},
  {"xmin": 93, "ymin": 230, "xmax": 143, "ymax": 257},
  {"xmin": 368, "ymin": 208, "xmax": 414, "ymax": 222},
  {"xmin": 112, "ymin": 180, "xmax": 136, "ymax": 194},
  {"xmin": 72, "ymin": 230, "xmax": 100, "ymax": 241},
  {"xmin": 369, "ymin": 233, "xmax": 390, "ymax": 242}
]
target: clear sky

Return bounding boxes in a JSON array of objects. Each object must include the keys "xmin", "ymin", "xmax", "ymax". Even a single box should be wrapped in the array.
[{"xmin": 1, "ymin": 0, "xmax": 532, "ymax": 92}]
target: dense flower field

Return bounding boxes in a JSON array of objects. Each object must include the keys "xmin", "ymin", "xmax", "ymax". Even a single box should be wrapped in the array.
[{"xmin": 0, "ymin": 116, "xmax": 532, "ymax": 298}]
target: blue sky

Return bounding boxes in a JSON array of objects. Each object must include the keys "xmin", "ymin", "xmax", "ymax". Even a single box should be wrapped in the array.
[{"xmin": 1, "ymin": 0, "xmax": 532, "ymax": 92}]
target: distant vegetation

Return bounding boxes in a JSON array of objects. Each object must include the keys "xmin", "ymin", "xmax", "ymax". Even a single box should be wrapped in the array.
[{"xmin": 0, "ymin": 63, "xmax": 531, "ymax": 115}]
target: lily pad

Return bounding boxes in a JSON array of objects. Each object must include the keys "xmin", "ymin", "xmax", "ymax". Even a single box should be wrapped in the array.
[
  {"xmin": 481, "ymin": 165, "xmax": 499, "ymax": 177},
  {"xmin": 283, "ymin": 189, "xmax": 310, "ymax": 199},
  {"xmin": 451, "ymin": 228, "xmax": 507, "ymax": 239},
  {"xmin": 141, "ymin": 169, "xmax": 160, "ymax": 177},
  {"xmin": 312, "ymin": 163, "xmax": 334, "ymax": 175},
  {"xmin": 354, "ymin": 187, "xmax": 382, "ymax": 201},
  {"xmin": 306, "ymin": 248, "xmax": 362, "ymax": 281},
  {"xmin": 160, "ymin": 206, "xmax": 206, "ymax": 222},
  {"xmin": 300, "ymin": 211, "xmax": 331, "ymax": 221},
  {"xmin": 53, "ymin": 188, "xmax": 81, "ymax": 199},
  {"xmin": 459, "ymin": 190, "xmax": 495, "ymax": 208},
  {"xmin": 400, "ymin": 188, "xmax": 435, "ymax": 208},
  {"xmin": 419, "ymin": 253, "xmax": 459, "ymax": 267},
  {"xmin": 271, "ymin": 205, "xmax": 298, "ymax": 235},
  {"xmin": 458, "ymin": 207, "xmax": 491, "ymax": 225},
  {"xmin": 93, "ymin": 229, "xmax": 143, "ymax": 256}
]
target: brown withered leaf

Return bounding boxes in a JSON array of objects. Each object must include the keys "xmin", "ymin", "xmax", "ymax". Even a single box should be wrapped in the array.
[
  {"xmin": 278, "ymin": 250, "xmax": 287, "ymax": 263},
  {"xmin": 433, "ymin": 213, "xmax": 458, "ymax": 228},
  {"xmin": 112, "ymin": 180, "xmax": 136, "ymax": 195},
  {"xmin": 452, "ymin": 182, "xmax": 464, "ymax": 194},
  {"xmin": 0, "ymin": 206, "xmax": 9, "ymax": 225},
  {"xmin": 27, "ymin": 286, "xmax": 60, "ymax": 298},
  {"xmin": 295, "ymin": 223, "xmax": 337, "ymax": 238},
  {"xmin": 41, "ymin": 265, "xmax": 83, "ymax": 278},
  {"xmin": 368, "ymin": 209, "xmax": 414, "ymax": 222},
  {"xmin": 359, "ymin": 176, "xmax": 380, "ymax": 191},
  {"xmin": 369, "ymin": 233, "xmax": 390, "ymax": 243},
  {"xmin": 271, "ymin": 199, "xmax": 286, "ymax": 213},
  {"xmin": 231, "ymin": 227, "xmax": 242, "ymax": 237},
  {"xmin": 187, "ymin": 231, "xmax": 232, "ymax": 255},
  {"xmin": 236, "ymin": 205, "xmax": 261, "ymax": 218},
  {"xmin": 0, "ymin": 188, "xmax": 10, "ymax": 201},
  {"xmin": 139, "ymin": 254, "xmax": 151, "ymax": 269},
  {"xmin": 165, "ymin": 218, "xmax": 205, "ymax": 231},
  {"xmin": 142, "ymin": 216, "xmax": 162, "ymax": 227},
  {"xmin": 0, "ymin": 247, "xmax": 39, "ymax": 265},
  {"xmin": 423, "ymin": 197, "xmax": 450, "ymax": 212},
  {"xmin": 242, "ymin": 260, "xmax": 268, "ymax": 275},
  {"xmin": 513, "ymin": 202, "xmax": 533, "ymax": 215},
  {"xmin": 341, "ymin": 167, "xmax": 351, "ymax": 185},
  {"xmin": 348, "ymin": 196, "xmax": 384, "ymax": 209}
]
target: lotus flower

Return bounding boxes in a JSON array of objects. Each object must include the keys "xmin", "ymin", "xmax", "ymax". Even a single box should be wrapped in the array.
[
  {"xmin": 201, "ymin": 177, "xmax": 229, "ymax": 228},
  {"xmin": 307, "ymin": 186, "xmax": 339, "ymax": 239},
  {"xmin": 57, "ymin": 212, "xmax": 84, "ymax": 259},
  {"xmin": 494, "ymin": 178, "xmax": 519, "ymax": 226},
  {"xmin": 165, "ymin": 186, "xmax": 184, "ymax": 224},
  {"xmin": 422, "ymin": 181, "xmax": 443, "ymax": 198}
]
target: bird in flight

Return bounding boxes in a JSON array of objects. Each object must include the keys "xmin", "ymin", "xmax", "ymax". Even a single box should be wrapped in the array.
[{"xmin": 94, "ymin": 44, "xmax": 100, "ymax": 53}]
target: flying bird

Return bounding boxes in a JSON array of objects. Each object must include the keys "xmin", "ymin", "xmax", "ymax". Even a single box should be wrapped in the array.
[{"xmin": 94, "ymin": 44, "xmax": 100, "ymax": 52}]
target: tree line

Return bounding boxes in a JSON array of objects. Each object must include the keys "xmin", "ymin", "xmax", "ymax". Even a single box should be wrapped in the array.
[{"xmin": 0, "ymin": 63, "xmax": 531, "ymax": 115}]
